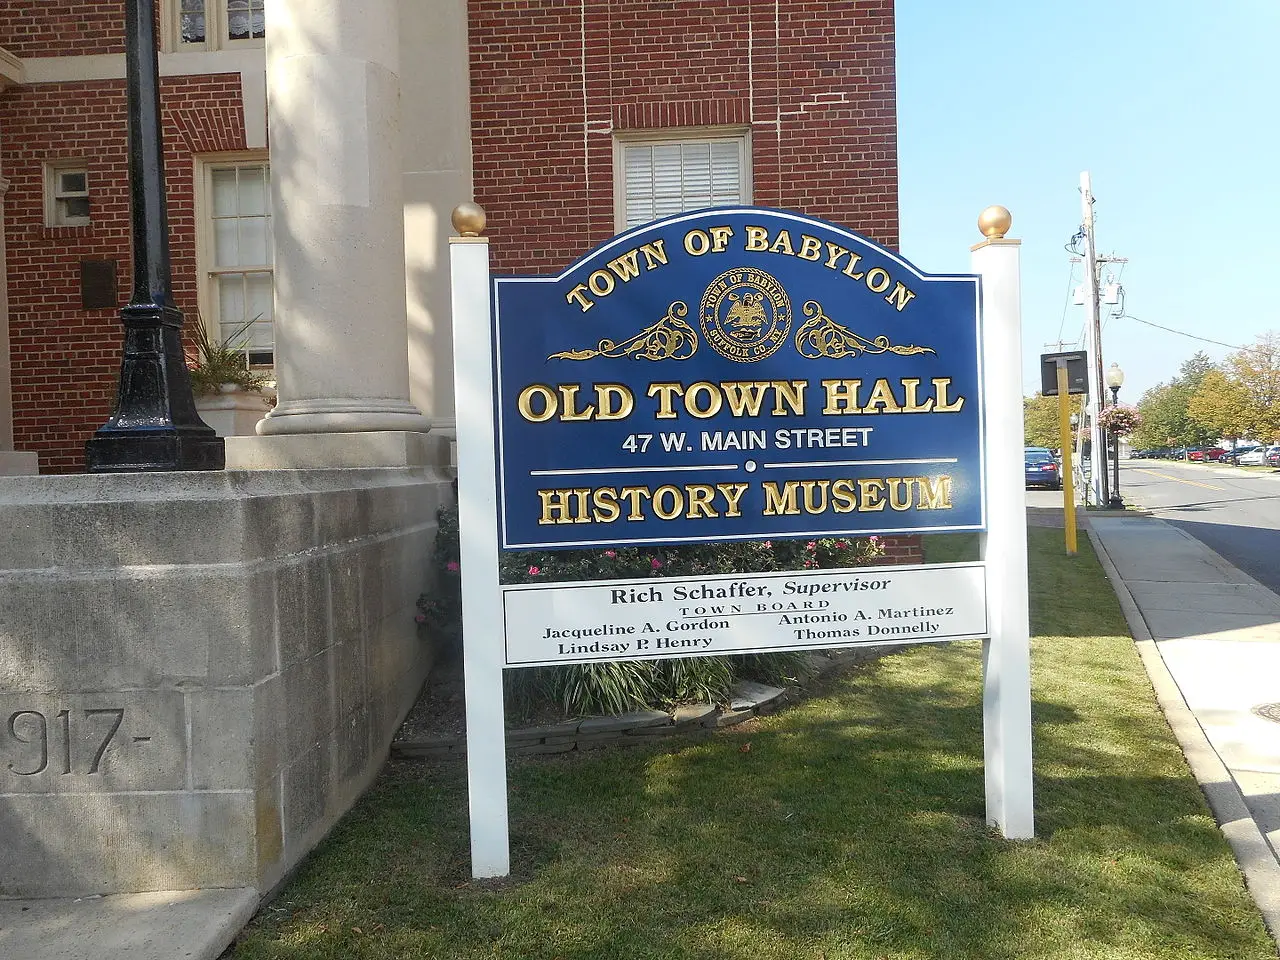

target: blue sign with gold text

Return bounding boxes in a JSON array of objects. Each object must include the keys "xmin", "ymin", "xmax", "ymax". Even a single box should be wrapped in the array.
[{"xmin": 492, "ymin": 208, "xmax": 985, "ymax": 549}]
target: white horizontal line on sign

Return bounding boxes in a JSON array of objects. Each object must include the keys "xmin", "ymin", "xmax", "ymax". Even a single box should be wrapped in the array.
[
  {"xmin": 530, "ymin": 464, "xmax": 739, "ymax": 476},
  {"xmin": 764, "ymin": 457, "xmax": 960, "ymax": 469}
]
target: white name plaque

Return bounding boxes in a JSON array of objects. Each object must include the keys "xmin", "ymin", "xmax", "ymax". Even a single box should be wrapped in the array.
[{"xmin": 502, "ymin": 562, "xmax": 987, "ymax": 667}]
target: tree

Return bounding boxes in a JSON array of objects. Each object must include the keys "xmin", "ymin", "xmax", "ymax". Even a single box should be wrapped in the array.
[
  {"xmin": 1187, "ymin": 369, "xmax": 1254, "ymax": 443},
  {"xmin": 1134, "ymin": 380, "xmax": 1215, "ymax": 449},
  {"xmin": 1023, "ymin": 393, "xmax": 1067, "ymax": 448},
  {"xmin": 1177, "ymin": 351, "xmax": 1216, "ymax": 392},
  {"xmin": 1131, "ymin": 351, "xmax": 1221, "ymax": 450},
  {"xmin": 1133, "ymin": 383, "xmax": 1177, "ymax": 447},
  {"xmin": 1225, "ymin": 332, "xmax": 1280, "ymax": 441}
]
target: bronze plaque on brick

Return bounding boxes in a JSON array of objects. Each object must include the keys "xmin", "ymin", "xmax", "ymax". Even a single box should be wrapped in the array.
[{"xmin": 80, "ymin": 259, "xmax": 118, "ymax": 310}]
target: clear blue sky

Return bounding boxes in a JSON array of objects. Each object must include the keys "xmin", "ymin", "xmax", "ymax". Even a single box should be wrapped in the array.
[{"xmin": 895, "ymin": 1, "xmax": 1280, "ymax": 403}]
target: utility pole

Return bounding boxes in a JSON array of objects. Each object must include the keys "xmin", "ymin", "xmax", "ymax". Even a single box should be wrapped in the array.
[{"xmin": 1079, "ymin": 172, "xmax": 1107, "ymax": 508}]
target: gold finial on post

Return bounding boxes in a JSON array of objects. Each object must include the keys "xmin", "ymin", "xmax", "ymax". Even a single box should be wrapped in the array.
[
  {"xmin": 451, "ymin": 202, "xmax": 487, "ymax": 237},
  {"xmin": 977, "ymin": 205, "xmax": 1012, "ymax": 240}
]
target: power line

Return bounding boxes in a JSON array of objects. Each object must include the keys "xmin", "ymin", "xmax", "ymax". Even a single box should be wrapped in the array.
[
  {"xmin": 1118, "ymin": 312, "xmax": 1242, "ymax": 351},
  {"xmin": 1055, "ymin": 260, "xmax": 1078, "ymax": 347}
]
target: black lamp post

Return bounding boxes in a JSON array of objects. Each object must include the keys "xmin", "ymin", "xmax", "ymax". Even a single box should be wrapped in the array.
[
  {"xmin": 85, "ymin": 0, "xmax": 223, "ymax": 472},
  {"xmin": 1105, "ymin": 362, "xmax": 1125, "ymax": 509}
]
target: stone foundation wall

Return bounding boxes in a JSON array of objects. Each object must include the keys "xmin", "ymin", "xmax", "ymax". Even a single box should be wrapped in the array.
[{"xmin": 0, "ymin": 467, "xmax": 451, "ymax": 898}]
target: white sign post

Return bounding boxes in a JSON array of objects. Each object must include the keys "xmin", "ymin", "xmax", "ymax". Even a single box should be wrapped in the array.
[
  {"xmin": 448, "ymin": 204, "xmax": 1033, "ymax": 878},
  {"xmin": 449, "ymin": 209, "xmax": 510, "ymax": 878},
  {"xmin": 972, "ymin": 209, "xmax": 1034, "ymax": 838}
]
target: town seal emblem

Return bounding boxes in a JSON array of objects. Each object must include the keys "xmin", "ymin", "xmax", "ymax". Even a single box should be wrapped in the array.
[{"xmin": 698, "ymin": 268, "xmax": 792, "ymax": 363}]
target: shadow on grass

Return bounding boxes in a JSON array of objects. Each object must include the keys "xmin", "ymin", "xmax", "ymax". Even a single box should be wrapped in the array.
[
  {"xmin": 230, "ymin": 529, "xmax": 1273, "ymax": 960},
  {"xmin": 233, "ymin": 644, "xmax": 1269, "ymax": 960}
]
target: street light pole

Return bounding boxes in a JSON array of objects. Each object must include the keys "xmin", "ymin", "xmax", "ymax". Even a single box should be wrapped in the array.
[
  {"xmin": 1105, "ymin": 362, "xmax": 1125, "ymax": 509},
  {"xmin": 84, "ymin": 0, "xmax": 223, "ymax": 472}
]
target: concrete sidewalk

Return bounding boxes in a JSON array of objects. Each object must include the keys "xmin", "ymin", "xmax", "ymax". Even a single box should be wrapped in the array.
[
  {"xmin": 0, "ymin": 887, "xmax": 257, "ymax": 960},
  {"xmin": 1088, "ymin": 513, "xmax": 1280, "ymax": 944},
  {"xmin": 4, "ymin": 513, "xmax": 1279, "ymax": 958}
]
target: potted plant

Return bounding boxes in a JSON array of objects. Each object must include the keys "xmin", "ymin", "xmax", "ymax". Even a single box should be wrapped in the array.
[
  {"xmin": 1097, "ymin": 404, "xmax": 1142, "ymax": 437},
  {"xmin": 187, "ymin": 317, "xmax": 274, "ymax": 437},
  {"xmin": 186, "ymin": 316, "xmax": 271, "ymax": 396}
]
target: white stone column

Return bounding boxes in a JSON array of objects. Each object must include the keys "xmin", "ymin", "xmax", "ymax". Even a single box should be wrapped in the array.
[
  {"xmin": 1, "ymin": 57, "xmax": 39, "ymax": 473},
  {"xmin": 0, "ymin": 174, "xmax": 39, "ymax": 475},
  {"xmin": 0, "ymin": 176, "xmax": 14, "ymax": 451},
  {"xmin": 400, "ymin": 0, "xmax": 472, "ymax": 465},
  {"xmin": 252, "ymin": 0, "xmax": 430, "ymax": 444}
]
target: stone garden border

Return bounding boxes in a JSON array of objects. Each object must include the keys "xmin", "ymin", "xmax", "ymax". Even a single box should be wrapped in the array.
[{"xmin": 392, "ymin": 647, "xmax": 901, "ymax": 761}]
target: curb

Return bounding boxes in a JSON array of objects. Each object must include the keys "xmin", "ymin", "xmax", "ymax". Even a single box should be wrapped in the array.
[{"xmin": 1087, "ymin": 521, "xmax": 1280, "ymax": 946}]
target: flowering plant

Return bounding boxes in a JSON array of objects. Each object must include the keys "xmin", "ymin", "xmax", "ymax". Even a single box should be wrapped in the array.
[
  {"xmin": 414, "ymin": 503, "xmax": 891, "ymax": 713},
  {"xmin": 496, "ymin": 533, "xmax": 885, "ymax": 584},
  {"xmin": 1097, "ymin": 404, "xmax": 1142, "ymax": 436}
]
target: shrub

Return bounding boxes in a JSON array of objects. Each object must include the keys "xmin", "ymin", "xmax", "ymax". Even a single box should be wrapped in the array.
[
  {"xmin": 417, "ymin": 503, "xmax": 886, "ymax": 716},
  {"xmin": 415, "ymin": 505, "xmax": 462, "ymax": 652}
]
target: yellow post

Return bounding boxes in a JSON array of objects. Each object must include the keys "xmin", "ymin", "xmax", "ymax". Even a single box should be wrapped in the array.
[{"xmin": 1057, "ymin": 366, "xmax": 1077, "ymax": 554}]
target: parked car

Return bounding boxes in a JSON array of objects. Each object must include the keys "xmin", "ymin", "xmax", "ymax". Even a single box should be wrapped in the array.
[
  {"xmin": 1269, "ymin": 447, "xmax": 1280, "ymax": 467},
  {"xmin": 1187, "ymin": 446, "xmax": 1226, "ymax": 462},
  {"xmin": 1223, "ymin": 445, "xmax": 1259, "ymax": 464},
  {"xmin": 1237, "ymin": 445, "xmax": 1279, "ymax": 466},
  {"xmin": 1025, "ymin": 451, "xmax": 1062, "ymax": 490}
]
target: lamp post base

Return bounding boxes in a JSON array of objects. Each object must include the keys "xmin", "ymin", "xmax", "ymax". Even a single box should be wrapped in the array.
[
  {"xmin": 86, "ymin": 429, "xmax": 225, "ymax": 472},
  {"xmin": 86, "ymin": 305, "xmax": 225, "ymax": 473}
]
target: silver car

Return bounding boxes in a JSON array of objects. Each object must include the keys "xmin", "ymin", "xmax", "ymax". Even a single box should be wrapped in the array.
[{"xmin": 1237, "ymin": 445, "xmax": 1280, "ymax": 466}]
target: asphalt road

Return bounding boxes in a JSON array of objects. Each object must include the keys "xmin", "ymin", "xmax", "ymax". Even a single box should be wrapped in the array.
[{"xmin": 1085, "ymin": 460, "xmax": 1280, "ymax": 594}]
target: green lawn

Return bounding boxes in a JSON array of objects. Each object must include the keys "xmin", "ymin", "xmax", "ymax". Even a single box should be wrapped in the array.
[{"xmin": 229, "ymin": 529, "xmax": 1276, "ymax": 959}]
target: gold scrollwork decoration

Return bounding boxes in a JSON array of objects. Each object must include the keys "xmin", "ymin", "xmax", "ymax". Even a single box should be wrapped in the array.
[
  {"xmin": 793, "ymin": 300, "xmax": 936, "ymax": 359},
  {"xmin": 548, "ymin": 301, "xmax": 698, "ymax": 361}
]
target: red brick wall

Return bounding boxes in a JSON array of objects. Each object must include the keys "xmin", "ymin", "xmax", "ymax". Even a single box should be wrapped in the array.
[
  {"xmin": 468, "ymin": 0, "xmax": 909, "ymax": 560},
  {"xmin": 878, "ymin": 536, "xmax": 923, "ymax": 566},
  {"xmin": 1, "ymin": 74, "xmax": 245, "ymax": 473},
  {"xmin": 467, "ymin": 0, "xmax": 898, "ymax": 274},
  {"xmin": 0, "ymin": 1, "xmax": 128, "ymax": 58}
]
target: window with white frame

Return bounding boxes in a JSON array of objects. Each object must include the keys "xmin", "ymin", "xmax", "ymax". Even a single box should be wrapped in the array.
[
  {"xmin": 616, "ymin": 132, "xmax": 750, "ymax": 231},
  {"xmin": 202, "ymin": 161, "xmax": 274, "ymax": 365},
  {"xmin": 46, "ymin": 164, "xmax": 91, "ymax": 227},
  {"xmin": 173, "ymin": 0, "xmax": 265, "ymax": 49}
]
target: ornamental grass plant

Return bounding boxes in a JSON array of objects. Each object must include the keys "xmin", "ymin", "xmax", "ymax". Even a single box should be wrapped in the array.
[
  {"xmin": 231, "ymin": 528, "xmax": 1277, "ymax": 960},
  {"xmin": 185, "ymin": 316, "xmax": 271, "ymax": 396}
]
